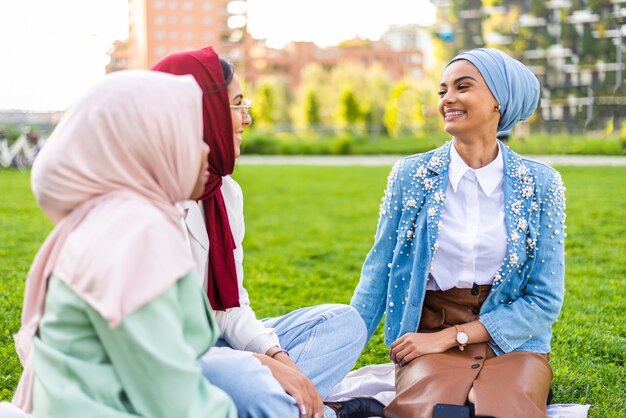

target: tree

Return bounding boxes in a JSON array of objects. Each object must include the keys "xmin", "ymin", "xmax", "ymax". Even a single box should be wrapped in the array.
[
  {"xmin": 338, "ymin": 86, "xmax": 361, "ymax": 130},
  {"xmin": 252, "ymin": 81, "xmax": 275, "ymax": 128},
  {"xmin": 328, "ymin": 63, "xmax": 367, "ymax": 129},
  {"xmin": 361, "ymin": 64, "xmax": 392, "ymax": 136},
  {"xmin": 383, "ymin": 80, "xmax": 429, "ymax": 138},
  {"xmin": 303, "ymin": 89, "xmax": 321, "ymax": 127},
  {"xmin": 251, "ymin": 78, "xmax": 290, "ymax": 130},
  {"xmin": 383, "ymin": 82, "xmax": 409, "ymax": 138},
  {"xmin": 290, "ymin": 63, "xmax": 333, "ymax": 132}
]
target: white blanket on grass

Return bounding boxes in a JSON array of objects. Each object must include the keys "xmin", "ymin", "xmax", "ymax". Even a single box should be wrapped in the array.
[{"xmin": 326, "ymin": 363, "xmax": 590, "ymax": 418}]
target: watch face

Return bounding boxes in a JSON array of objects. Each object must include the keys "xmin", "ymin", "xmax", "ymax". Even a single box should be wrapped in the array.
[{"xmin": 457, "ymin": 331, "xmax": 469, "ymax": 345}]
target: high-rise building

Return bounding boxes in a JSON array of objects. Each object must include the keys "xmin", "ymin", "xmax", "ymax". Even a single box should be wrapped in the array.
[{"xmin": 107, "ymin": 0, "xmax": 249, "ymax": 72}]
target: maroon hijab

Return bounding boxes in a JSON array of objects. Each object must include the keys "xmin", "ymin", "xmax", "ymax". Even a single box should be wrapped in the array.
[{"xmin": 151, "ymin": 46, "xmax": 239, "ymax": 310}]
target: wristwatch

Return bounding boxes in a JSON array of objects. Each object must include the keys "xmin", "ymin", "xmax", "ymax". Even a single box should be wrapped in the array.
[{"xmin": 455, "ymin": 325, "xmax": 469, "ymax": 351}]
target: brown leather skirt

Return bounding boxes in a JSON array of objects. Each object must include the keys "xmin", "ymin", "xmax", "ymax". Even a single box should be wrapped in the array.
[{"xmin": 385, "ymin": 285, "xmax": 552, "ymax": 418}]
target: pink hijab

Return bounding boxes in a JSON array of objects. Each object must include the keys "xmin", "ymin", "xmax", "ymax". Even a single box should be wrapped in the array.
[{"xmin": 12, "ymin": 70, "xmax": 204, "ymax": 412}]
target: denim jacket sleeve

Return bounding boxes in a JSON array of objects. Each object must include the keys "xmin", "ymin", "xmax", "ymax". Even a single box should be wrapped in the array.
[
  {"xmin": 480, "ymin": 168, "xmax": 566, "ymax": 354},
  {"xmin": 351, "ymin": 160, "xmax": 405, "ymax": 341}
]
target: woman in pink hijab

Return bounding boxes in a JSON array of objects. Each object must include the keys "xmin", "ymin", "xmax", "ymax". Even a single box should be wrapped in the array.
[{"xmin": 11, "ymin": 70, "xmax": 235, "ymax": 418}]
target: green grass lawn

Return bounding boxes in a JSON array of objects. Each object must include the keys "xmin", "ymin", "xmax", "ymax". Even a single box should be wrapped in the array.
[{"xmin": 1, "ymin": 165, "xmax": 625, "ymax": 416}]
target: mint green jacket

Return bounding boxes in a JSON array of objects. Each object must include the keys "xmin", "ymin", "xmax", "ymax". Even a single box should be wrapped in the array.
[{"xmin": 32, "ymin": 273, "xmax": 236, "ymax": 418}]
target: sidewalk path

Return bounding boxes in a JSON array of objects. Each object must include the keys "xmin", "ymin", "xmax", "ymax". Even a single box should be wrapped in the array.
[{"xmin": 238, "ymin": 155, "xmax": 626, "ymax": 166}]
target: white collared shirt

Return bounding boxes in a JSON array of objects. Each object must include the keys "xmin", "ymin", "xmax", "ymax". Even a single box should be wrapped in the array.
[{"xmin": 429, "ymin": 144, "xmax": 506, "ymax": 290}]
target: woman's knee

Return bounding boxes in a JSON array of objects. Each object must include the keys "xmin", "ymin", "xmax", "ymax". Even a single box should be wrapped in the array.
[{"xmin": 321, "ymin": 304, "xmax": 367, "ymax": 349}]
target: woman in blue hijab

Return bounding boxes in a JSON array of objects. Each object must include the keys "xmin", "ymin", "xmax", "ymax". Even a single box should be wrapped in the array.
[{"xmin": 351, "ymin": 48, "xmax": 566, "ymax": 417}]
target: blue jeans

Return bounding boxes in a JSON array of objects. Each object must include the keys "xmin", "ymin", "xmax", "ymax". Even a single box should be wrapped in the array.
[{"xmin": 199, "ymin": 304, "xmax": 367, "ymax": 418}]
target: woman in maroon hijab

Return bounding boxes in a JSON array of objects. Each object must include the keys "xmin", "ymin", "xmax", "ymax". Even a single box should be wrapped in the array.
[{"xmin": 152, "ymin": 47, "xmax": 383, "ymax": 418}]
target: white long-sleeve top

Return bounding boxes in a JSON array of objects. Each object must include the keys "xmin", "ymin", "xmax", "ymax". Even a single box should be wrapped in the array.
[
  {"xmin": 429, "ymin": 144, "xmax": 507, "ymax": 290},
  {"xmin": 181, "ymin": 176, "xmax": 280, "ymax": 354}
]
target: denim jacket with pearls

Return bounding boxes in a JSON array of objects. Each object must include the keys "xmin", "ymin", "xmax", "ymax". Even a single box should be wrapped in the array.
[{"xmin": 351, "ymin": 141, "xmax": 566, "ymax": 355}]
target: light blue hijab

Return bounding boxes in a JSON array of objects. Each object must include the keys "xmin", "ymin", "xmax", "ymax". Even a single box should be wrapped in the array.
[{"xmin": 447, "ymin": 48, "xmax": 540, "ymax": 132}]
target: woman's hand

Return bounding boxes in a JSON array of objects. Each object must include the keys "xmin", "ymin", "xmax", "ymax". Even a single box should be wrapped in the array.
[
  {"xmin": 254, "ymin": 353, "xmax": 323, "ymax": 418},
  {"xmin": 390, "ymin": 321, "xmax": 491, "ymax": 366},
  {"xmin": 389, "ymin": 328, "xmax": 456, "ymax": 366}
]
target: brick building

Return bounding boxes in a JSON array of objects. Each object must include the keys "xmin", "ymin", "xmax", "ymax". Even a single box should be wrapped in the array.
[{"xmin": 244, "ymin": 37, "xmax": 425, "ymax": 91}]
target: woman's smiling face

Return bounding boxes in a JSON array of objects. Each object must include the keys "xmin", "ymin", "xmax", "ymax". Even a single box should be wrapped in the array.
[
  {"xmin": 438, "ymin": 59, "xmax": 500, "ymax": 138},
  {"xmin": 227, "ymin": 73, "xmax": 252, "ymax": 158}
]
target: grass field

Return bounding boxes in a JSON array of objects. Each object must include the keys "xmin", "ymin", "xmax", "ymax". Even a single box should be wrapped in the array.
[{"xmin": 1, "ymin": 165, "xmax": 625, "ymax": 416}]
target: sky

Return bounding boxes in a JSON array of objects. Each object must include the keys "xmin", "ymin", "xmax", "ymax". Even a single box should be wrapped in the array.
[{"xmin": 0, "ymin": 0, "xmax": 436, "ymax": 112}]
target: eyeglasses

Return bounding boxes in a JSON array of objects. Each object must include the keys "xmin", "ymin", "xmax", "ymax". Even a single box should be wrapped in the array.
[{"xmin": 230, "ymin": 98, "xmax": 252, "ymax": 118}]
